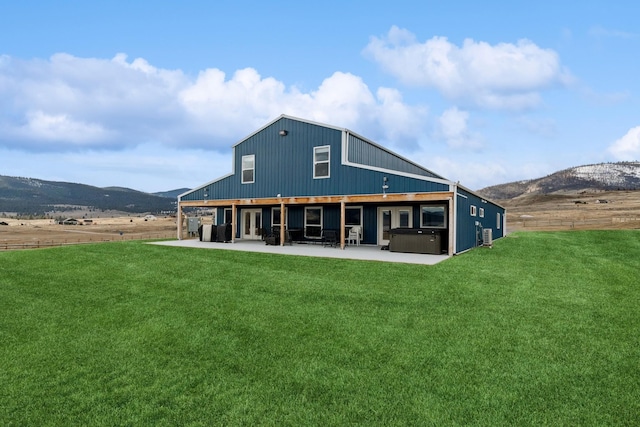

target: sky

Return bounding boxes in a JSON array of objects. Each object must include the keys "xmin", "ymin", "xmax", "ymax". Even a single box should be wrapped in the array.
[{"xmin": 1, "ymin": 1, "xmax": 639, "ymax": 193}]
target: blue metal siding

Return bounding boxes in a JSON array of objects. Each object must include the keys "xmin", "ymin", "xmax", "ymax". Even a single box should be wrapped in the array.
[
  {"xmin": 456, "ymin": 188, "xmax": 505, "ymax": 253},
  {"xmin": 347, "ymin": 134, "xmax": 443, "ymax": 179},
  {"xmin": 362, "ymin": 206, "xmax": 378, "ymax": 244},
  {"xmin": 180, "ymin": 117, "xmax": 450, "ymax": 202}
]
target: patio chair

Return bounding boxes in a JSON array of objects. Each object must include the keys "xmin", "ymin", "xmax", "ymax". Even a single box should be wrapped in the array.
[
  {"xmin": 321, "ymin": 229, "xmax": 338, "ymax": 247},
  {"xmin": 264, "ymin": 227, "xmax": 278, "ymax": 245},
  {"xmin": 347, "ymin": 226, "xmax": 362, "ymax": 246}
]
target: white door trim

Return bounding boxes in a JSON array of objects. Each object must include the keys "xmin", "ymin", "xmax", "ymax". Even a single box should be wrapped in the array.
[
  {"xmin": 377, "ymin": 206, "xmax": 413, "ymax": 245},
  {"xmin": 241, "ymin": 208, "xmax": 262, "ymax": 240}
]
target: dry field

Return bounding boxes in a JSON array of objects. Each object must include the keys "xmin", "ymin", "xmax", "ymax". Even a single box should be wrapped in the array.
[
  {"xmin": 501, "ymin": 190, "xmax": 640, "ymax": 232},
  {"xmin": 0, "ymin": 215, "xmax": 178, "ymax": 250},
  {"xmin": 2, "ymin": 190, "xmax": 639, "ymax": 249}
]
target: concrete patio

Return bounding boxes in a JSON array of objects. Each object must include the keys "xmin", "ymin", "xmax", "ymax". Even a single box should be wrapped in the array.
[{"xmin": 150, "ymin": 239, "xmax": 450, "ymax": 265}]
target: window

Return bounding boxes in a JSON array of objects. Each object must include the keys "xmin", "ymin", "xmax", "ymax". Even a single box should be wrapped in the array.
[
  {"xmin": 421, "ymin": 205, "xmax": 446, "ymax": 228},
  {"xmin": 305, "ymin": 207, "xmax": 322, "ymax": 238},
  {"xmin": 313, "ymin": 146, "xmax": 330, "ymax": 178},
  {"xmin": 271, "ymin": 207, "xmax": 288, "ymax": 227},
  {"xmin": 399, "ymin": 210, "xmax": 410, "ymax": 227},
  {"xmin": 345, "ymin": 206, "xmax": 363, "ymax": 234},
  {"xmin": 242, "ymin": 155, "xmax": 255, "ymax": 184},
  {"xmin": 479, "ymin": 207, "xmax": 485, "ymax": 218},
  {"xmin": 345, "ymin": 207, "xmax": 362, "ymax": 227},
  {"xmin": 470, "ymin": 205, "xmax": 477, "ymax": 216},
  {"xmin": 497, "ymin": 213, "xmax": 501, "ymax": 229},
  {"xmin": 224, "ymin": 208, "xmax": 232, "ymax": 224}
]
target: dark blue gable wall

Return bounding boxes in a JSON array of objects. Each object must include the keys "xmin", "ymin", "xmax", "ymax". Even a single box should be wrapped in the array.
[
  {"xmin": 347, "ymin": 134, "xmax": 443, "ymax": 179},
  {"xmin": 181, "ymin": 117, "xmax": 449, "ymax": 202}
]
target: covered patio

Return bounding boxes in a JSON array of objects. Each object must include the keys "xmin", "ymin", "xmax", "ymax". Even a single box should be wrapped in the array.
[
  {"xmin": 151, "ymin": 239, "xmax": 450, "ymax": 265},
  {"xmin": 177, "ymin": 192, "xmax": 455, "ymax": 255}
]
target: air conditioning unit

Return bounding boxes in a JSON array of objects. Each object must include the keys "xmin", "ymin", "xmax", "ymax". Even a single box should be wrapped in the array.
[{"xmin": 483, "ymin": 228, "xmax": 493, "ymax": 247}]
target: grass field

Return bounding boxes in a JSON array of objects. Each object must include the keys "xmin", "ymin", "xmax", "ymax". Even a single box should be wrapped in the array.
[{"xmin": 1, "ymin": 231, "xmax": 639, "ymax": 425}]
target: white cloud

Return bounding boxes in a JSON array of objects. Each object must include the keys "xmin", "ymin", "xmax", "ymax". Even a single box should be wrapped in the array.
[
  {"xmin": 608, "ymin": 126, "xmax": 640, "ymax": 160},
  {"xmin": 363, "ymin": 26, "xmax": 572, "ymax": 110},
  {"xmin": 410, "ymin": 153, "xmax": 557, "ymax": 191},
  {"xmin": 10, "ymin": 111, "xmax": 112, "ymax": 146},
  {"xmin": 0, "ymin": 53, "xmax": 189, "ymax": 150},
  {"xmin": 435, "ymin": 107, "xmax": 481, "ymax": 149},
  {"xmin": 0, "ymin": 53, "xmax": 430, "ymax": 153},
  {"xmin": 410, "ymin": 154, "xmax": 508, "ymax": 190}
]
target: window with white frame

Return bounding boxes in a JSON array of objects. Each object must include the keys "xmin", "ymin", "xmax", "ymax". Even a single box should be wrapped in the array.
[
  {"xmin": 479, "ymin": 207, "xmax": 485, "ymax": 218},
  {"xmin": 241, "ymin": 155, "xmax": 255, "ymax": 184},
  {"xmin": 304, "ymin": 207, "xmax": 323, "ymax": 238},
  {"xmin": 497, "ymin": 213, "xmax": 501, "ymax": 229},
  {"xmin": 313, "ymin": 146, "xmax": 330, "ymax": 179},
  {"xmin": 421, "ymin": 205, "xmax": 446, "ymax": 228},
  {"xmin": 470, "ymin": 205, "xmax": 477, "ymax": 216}
]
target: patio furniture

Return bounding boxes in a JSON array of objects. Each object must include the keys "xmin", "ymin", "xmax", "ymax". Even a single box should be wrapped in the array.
[
  {"xmin": 321, "ymin": 229, "xmax": 338, "ymax": 247},
  {"xmin": 264, "ymin": 226, "xmax": 292, "ymax": 245},
  {"xmin": 347, "ymin": 226, "xmax": 362, "ymax": 246},
  {"xmin": 216, "ymin": 223, "xmax": 232, "ymax": 242}
]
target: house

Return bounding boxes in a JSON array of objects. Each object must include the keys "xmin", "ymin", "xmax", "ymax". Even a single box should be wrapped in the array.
[{"xmin": 177, "ymin": 115, "xmax": 506, "ymax": 255}]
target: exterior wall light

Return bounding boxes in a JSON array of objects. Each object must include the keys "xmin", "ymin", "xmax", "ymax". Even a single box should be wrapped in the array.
[{"xmin": 279, "ymin": 130, "xmax": 288, "ymax": 136}]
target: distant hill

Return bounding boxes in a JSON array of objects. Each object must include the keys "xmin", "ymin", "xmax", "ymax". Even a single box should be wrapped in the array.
[
  {"xmin": 478, "ymin": 161, "xmax": 640, "ymax": 200},
  {"xmin": 153, "ymin": 188, "xmax": 191, "ymax": 199},
  {"xmin": 0, "ymin": 175, "xmax": 183, "ymax": 216}
]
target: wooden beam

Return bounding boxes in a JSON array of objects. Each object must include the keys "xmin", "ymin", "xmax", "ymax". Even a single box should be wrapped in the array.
[{"xmin": 178, "ymin": 191, "xmax": 454, "ymax": 208}]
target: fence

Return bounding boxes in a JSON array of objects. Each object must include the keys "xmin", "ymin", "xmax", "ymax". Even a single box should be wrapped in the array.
[
  {"xmin": 509, "ymin": 217, "xmax": 640, "ymax": 231},
  {"xmin": 1, "ymin": 231, "xmax": 176, "ymax": 251}
]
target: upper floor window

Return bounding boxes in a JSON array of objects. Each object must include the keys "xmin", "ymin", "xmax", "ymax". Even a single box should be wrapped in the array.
[
  {"xmin": 479, "ymin": 207, "xmax": 485, "ymax": 218},
  {"xmin": 470, "ymin": 205, "xmax": 477, "ymax": 216},
  {"xmin": 242, "ymin": 155, "xmax": 255, "ymax": 184},
  {"xmin": 313, "ymin": 146, "xmax": 330, "ymax": 179}
]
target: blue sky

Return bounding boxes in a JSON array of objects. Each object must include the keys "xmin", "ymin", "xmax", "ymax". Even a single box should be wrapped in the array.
[{"xmin": 1, "ymin": 1, "xmax": 639, "ymax": 192}]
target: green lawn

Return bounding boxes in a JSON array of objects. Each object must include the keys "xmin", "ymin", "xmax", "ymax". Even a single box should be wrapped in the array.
[{"xmin": 1, "ymin": 231, "xmax": 639, "ymax": 426}]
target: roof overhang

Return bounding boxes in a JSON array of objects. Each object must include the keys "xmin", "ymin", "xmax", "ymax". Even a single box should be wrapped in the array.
[{"xmin": 178, "ymin": 191, "xmax": 454, "ymax": 208}]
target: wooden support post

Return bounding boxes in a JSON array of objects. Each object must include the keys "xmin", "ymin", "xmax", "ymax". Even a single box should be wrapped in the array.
[
  {"xmin": 448, "ymin": 197, "xmax": 454, "ymax": 255},
  {"xmin": 231, "ymin": 203, "xmax": 237, "ymax": 243},
  {"xmin": 340, "ymin": 200, "xmax": 346, "ymax": 249},
  {"xmin": 177, "ymin": 204, "xmax": 183, "ymax": 240},
  {"xmin": 280, "ymin": 201, "xmax": 286, "ymax": 246}
]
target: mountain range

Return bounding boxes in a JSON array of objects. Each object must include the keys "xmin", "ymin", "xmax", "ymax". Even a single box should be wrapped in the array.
[
  {"xmin": 0, "ymin": 175, "xmax": 189, "ymax": 216},
  {"xmin": 477, "ymin": 162, "xmax": 640, "ymax": 201},
  {"xmin": 3, "ymin": 161, "xmax": 639, "ymax": 216}
]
